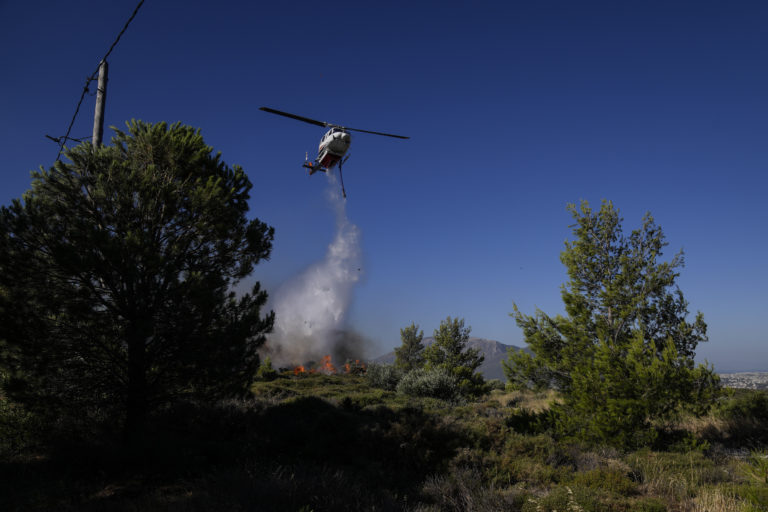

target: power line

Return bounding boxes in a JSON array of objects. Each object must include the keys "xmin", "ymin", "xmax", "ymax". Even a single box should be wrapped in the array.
[
  {"xmin": 54, "ymin": 0, "xmax": 146, "ymax": 161},
  {"xmin": 46, "ymin": 134, "xmax": 91, "ymax": 144}
]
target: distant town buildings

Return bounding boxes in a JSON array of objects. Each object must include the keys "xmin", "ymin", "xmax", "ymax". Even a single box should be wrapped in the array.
[{"xmin": 718, "ymin": 372, "xmax": 768, "ymax": 390}]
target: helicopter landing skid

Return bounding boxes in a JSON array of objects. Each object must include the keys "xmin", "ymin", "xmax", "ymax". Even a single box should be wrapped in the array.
[{"xmin": 338, "ymin": 155, "xmax": 349, "ymax": 199}]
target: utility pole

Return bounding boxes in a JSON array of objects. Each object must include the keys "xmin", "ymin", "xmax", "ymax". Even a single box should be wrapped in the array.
[{"xmin": 92, "ymin": 60, "xmax": 108, "ymax": 147}]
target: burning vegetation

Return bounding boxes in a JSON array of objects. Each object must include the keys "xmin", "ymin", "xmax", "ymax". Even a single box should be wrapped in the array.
[{"xmin": 291, "ymin": 355, "xmax": 366, "ymax": 376}]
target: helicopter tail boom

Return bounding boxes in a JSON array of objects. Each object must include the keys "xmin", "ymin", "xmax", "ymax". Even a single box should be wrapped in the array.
[{"xmin": 303, "ymin": 161, "xmax": 326, "ymax": 175}]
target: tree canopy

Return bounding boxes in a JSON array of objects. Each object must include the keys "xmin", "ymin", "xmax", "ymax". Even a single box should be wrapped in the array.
[
  {"xmin": 394, "ymin": 322, "xmax": 425, "ymax": 372},
  {"xmin": 503, "ymin": 200, "xmax": 719, "ymax": 447},
  {"xmin": 424, "ymin": 316, "xmax": 485, "ymax": 396},
  {"xmin": 0, "ymin": 121, "xmax": 275, "ymax": 439}
]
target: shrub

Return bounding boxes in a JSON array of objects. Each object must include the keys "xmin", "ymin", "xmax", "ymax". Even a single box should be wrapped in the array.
[
  {"xmin": 506, "ymin": 408, "xmax": 554, "ymax": 435},
  {"xmin": 716, "ymin": 390, "xmax": 768, "ymax": 423},
  {"xmin": 486, "ymin": 379, "xmax": 505, "ymax": 391},
  {"xmin": 397, "ymin": 367, "xmax": 460, "ymax": 400},
  {"xmin": 521, "ymin": 485, "xmax": 598, "ymax": 512},
  {"xmin": 633, "ymin": 497, "xmax": 668, "ymax": 512},
  {"xmin": 255, "ymin": 357, "xmax": 278, "ymax": 381},
  {"xmin": 571, "ymin": 467, "xmax": 638, "ymax": 496},
  {"xmin": 365, "ymin": 364, "xmax": 403, "ymax": 391},
  {"xmin": 344, "ymin": 359, "xmax": 367, "ymax": 376},
  {"xmin": 0, "ymin": 397, "xmax": 40, "ymax": 456},
  {"xmin": 713, "ymin": 390, "xmax": 768, "ymax": 444},
  {"xmin": 733, "ymin": 483, "xmax": 768, "ymax": 508},
  {"xmin": 420, "ymin": 466, "xmax": 512, "ymax": 512}
]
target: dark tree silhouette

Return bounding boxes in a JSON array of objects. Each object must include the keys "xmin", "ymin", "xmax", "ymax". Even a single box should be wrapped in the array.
[{"xmin": 0, "ymin": 121, "xmax": 274, "ymax": 440}]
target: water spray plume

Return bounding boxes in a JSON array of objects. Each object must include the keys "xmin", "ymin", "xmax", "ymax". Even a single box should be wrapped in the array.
[{"xmin": 267, "ymin": 174, "xmax": 364, "ymax": 367}]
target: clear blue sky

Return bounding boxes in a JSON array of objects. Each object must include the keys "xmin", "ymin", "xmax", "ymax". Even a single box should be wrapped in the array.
[{"xmin": 2, "ymin": 1, "xmax": 766, "ymax": 371}]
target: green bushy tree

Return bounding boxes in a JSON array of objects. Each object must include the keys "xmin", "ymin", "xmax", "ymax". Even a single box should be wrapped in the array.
[
  {"xmin": 394, "ymin": 322, "xmax": 425, "ymax": 371},
  {"xmin": 562, "ymin": 333, "xmax": 720, "ymax": 447},
  {"xmin": 0, "ymin": 121, "xmax": 275, "ymax": 440},
  {"xmin": 256, "ymin": 356, "xmax": 278, "ymax": 381},
  {"xmin": 503, "ymin": 200, "xmax": 719, "ymax": 448},
  {"xmin": 424, "ymin": 317, "xmax": 485, "ymax": 396}
]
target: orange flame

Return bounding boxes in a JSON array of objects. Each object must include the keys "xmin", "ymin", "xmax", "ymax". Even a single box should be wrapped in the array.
[
  {"xmin": 292, "ymin": 355, "xmax": 366, "ymax": 376},
  {"xmin": 343, "ymin": 359, "xmax": 367, "ymax": 374},
  {"xmin": 320, "ymin": 355, "xmax": 337, "ymax": 374}
]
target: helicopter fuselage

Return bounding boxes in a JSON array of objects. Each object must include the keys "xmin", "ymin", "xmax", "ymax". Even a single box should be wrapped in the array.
[
  {"xmin": 259, "ymin": 106, "xmax": 407, "ymax": 196},
  {"xmin": 316, "ymin": 127, "xmax": 351, "ymax": 169}
]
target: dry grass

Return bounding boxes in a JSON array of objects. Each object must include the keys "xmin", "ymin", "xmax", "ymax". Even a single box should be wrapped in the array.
[
  {"xmin": 573, "ymin": 447, "xmax": 630, "ymax": 474},
  {"xmin": 677, "ymin": 413, "xmax": 730, "ymax": 438},
  {"xmin": 522, "ymin": 486, "xmax": 588, "ymax": 512},
  {"xmin": 627, "ymin": 451, "xmax": 728, "ymax": 502},
  {"xmin": 688, "ymin": 487, "xmax": 750, "ymax": 512},
  {"xmin": 494, "ymin": 389, "xmax": 559, "ymax": 413}
]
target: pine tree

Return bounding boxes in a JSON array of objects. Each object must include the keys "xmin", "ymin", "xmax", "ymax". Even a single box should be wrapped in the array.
[
  {"xmin": 424, "ymin": 317, "xmax": 485, "ymax": 396},
  {"xmin": 394, "ymin": 322, "xmax": 425, "ymax": 371},
  {"xmin": 503, "ymin": 200, "xmax": 719, "ymax": 447},
  {"xmin": 0, "ymin": 121, "xmax": 275, "ymax": 440}
]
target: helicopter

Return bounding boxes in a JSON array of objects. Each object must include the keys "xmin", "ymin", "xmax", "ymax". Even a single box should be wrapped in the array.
[{"xmin": 260, "ymin": 107, "xmax": 409, "ymax": 198}]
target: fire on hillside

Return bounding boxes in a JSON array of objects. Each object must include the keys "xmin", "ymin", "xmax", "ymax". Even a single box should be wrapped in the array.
[{"xmin": 291, "ymin": 355, "xmax": 366, "ymax": 376}]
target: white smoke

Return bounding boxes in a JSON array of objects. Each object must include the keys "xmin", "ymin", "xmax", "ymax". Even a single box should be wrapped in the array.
[{"xmin": 266, "ymin": 174, "xmax": 363, "ymax": 366}]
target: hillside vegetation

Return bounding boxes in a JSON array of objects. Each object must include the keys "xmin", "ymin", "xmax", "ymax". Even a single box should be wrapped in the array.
[
  {"xmin": 1, "ymin": 371, "xmax": 767, "ymax": 511},
  {"xmin": 2, "ymin": 124, "xmax": 764, "ymax": 511}
]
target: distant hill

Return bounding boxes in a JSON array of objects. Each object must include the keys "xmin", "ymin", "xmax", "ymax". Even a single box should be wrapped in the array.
[{"xmin": 373, "ymin": 337, "xmax": 528, "ymax": 381}]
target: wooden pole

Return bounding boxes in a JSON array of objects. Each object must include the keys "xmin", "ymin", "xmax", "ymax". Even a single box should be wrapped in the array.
[{"xmin": 92, "ymin": 60, "xmax": 108, "ymax": 147}]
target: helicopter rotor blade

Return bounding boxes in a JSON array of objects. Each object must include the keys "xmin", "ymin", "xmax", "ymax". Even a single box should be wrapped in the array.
[
  {"xmin": 344, "ymin": 127, "xmax": 409, "ymax": 139},
  {"xmin": 261, "ymin": 107, "xmax": 409, "ymax": 139},
  {"xmin": 259, "ymin": 107, "xmax": 329, "ymax": 128}
]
